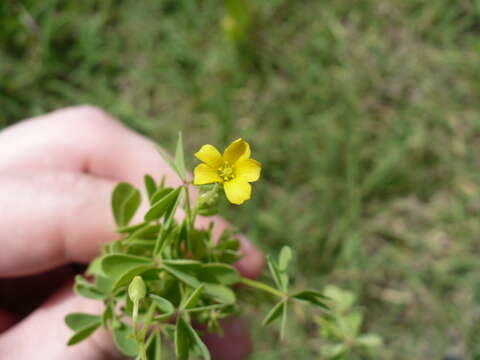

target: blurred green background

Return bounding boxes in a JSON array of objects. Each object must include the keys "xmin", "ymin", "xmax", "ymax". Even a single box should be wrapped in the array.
[{"xmin": 2, "ymin": 0, "xmax": 480, "ymax": 358}]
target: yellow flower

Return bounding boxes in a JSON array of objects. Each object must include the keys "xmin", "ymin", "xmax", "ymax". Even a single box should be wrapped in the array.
[{"xmin": 193, "ymin": 139, "xmax": 261, "ymax": 205}]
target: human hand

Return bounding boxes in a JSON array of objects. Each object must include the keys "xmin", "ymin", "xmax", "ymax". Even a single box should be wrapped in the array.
[{"xmin": 0, "ymin": 106, "xmax": 264, "ymax": 359}]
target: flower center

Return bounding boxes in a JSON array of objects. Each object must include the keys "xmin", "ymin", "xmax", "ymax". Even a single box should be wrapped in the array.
[{"xmin": 218, "ymin": 163, "xmax": 235, "ymax": 182}]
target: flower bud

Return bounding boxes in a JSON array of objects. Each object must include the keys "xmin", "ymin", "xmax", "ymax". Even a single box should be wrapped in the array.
[{"xmin": 128, "ymin": 276, "xmax": 146, "ymax": 303}]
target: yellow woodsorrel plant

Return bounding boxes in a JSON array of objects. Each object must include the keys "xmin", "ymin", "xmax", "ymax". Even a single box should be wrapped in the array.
[{"xmin": 65, "ymin": 135, "xmax": 329, "ymax": 360}]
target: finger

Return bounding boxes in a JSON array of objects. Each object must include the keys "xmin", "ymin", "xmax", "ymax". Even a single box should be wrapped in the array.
[
  {"xmin": 0, "ymin": 106, "xmax": 263, "ymax": 278},
  {"xmin": 201, "ymin": 317, "xmax": 252, "ymax": 360},
  {"xmin": 0, "ymin": 283, "xmax": 123, "ymax": 360},
  {"xmin": 0, "ymin": 171, "xmax": 117, "ymax": 277}
]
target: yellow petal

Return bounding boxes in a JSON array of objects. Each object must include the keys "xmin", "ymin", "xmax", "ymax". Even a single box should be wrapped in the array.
[
  {"xmin": 223, "ymin": 139, "xmax": 251, "ymax": 164},
  {"xmin": 194, "ymin": 164, "xmax": 221, "ymax": 185},
  {"xmin": 194, "ymin": 144, "xmax": 223, "ymax": 169},
  {"xmin": 223, "ymin": 178, "xmax": 251, "ymax": 205},
  {"xmin": 235, "ymin": 159, "xmax": 261, "ymax": 182}
]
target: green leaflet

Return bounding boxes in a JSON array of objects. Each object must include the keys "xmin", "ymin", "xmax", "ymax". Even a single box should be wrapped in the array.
[
  {"xmin": 111, "ymin": 183, "xmax": 141, "ymax": 227},
  {"xmin": 262, "ymin": 301, "xmax": 285, "ymax": 326},
  {"xmin": 146, "ymin": 332, "xmax": 163, "ymax": 360},
  {"xmin": 181, "ymin": 284, "xmax": 205, "ymax": 310},
  {"xmin": 65, "ymin": 313, "xmax": 101, "ymax": 331},
  {"xmin": 65, "ymin": 313, "xmax": 102, "ymax": 346},
  {"xmin": 101, "ymin": 254, "xmax": 154, "ymax": 290},
  {"xmin": 145, "ymin": 187, "xmax": 182, "ymax": 222},
  {"xmin": 174, "ymin": 132, "xmax": 186, "ymax": 181},
  {"xmin": 144, "ymin": 174, "xmax": 157, "ymax": 203},
  {"xmin": 291, "ymin": 289, "xmax": 330, "ymax": 310},
  {"xmin": 150, "ymin": 294, "xmax": 175, "ymax": 315},
  {"xmin": 161, "ymin": 260, "xmax": 202, "ymax": 287},
  {"xmin": 74, "ymin": 275, "xmax": 104, "ymax": 300},
  {"xmin": 112, "ymin": 320, "xmax": 138, "ymax": 357},
  {"xmin": 175, "ymin": 316, "xmax": 210, "ymax": 360},
  {"xmin": 198, "ymin": 263, "xmax": 240, "ymax": 285}
]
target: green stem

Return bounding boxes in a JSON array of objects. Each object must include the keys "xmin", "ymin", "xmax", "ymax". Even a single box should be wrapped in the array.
[
  {"xmin": 132, "ymin": 301, "xmax": 139, "ymax": 334},
  {"xmin": 137, "ymin": 302, "xmax": 157, "ymax": 360},
  {"xmin": 139, "ymin": 302, "xmax": 157, "ymax": 340},
  {"xmin": 183, "ymin": 185, "xmax": 194, "ymax": 228},
  {"xmin": 240, "ymin": 277, "xmax": 285, "ymax": 298}
]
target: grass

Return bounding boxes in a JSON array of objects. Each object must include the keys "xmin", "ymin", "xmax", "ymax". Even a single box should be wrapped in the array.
[{"xmin": 2, "ymin": 0, "xmax": 480, "ymax": 358}]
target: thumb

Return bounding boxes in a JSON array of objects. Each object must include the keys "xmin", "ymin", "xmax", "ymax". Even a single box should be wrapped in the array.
[{"xmin": 0, "ymin": 283, "xmax": 123, "ymax": 360}]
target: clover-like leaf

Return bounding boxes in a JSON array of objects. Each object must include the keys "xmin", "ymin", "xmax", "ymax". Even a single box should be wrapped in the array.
[{"xmin": 111, "ymin": 183, "xmax": 141, "ymax": 227}]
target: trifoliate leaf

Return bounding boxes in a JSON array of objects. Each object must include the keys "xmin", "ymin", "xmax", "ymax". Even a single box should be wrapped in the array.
[
  {"xmin": 262, "ymin": 301, "xmax": 285, "ymax": 326},
  {"xmin": 111, "ymin": 183, "xmax": 141, "ymax": 227}
]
